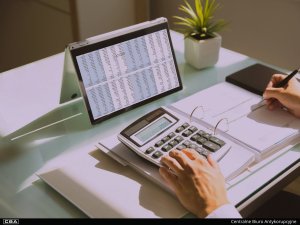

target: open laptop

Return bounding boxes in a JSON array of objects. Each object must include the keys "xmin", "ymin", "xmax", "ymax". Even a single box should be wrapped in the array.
[{"xmin": 68, "ymin": 17, "xmax": 182, "ymax": 125}]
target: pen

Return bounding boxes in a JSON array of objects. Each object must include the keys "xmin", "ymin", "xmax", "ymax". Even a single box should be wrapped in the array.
[
  {"xmin": 252, "ymin": 67, "xmax": 300, "ymax": 111},
  {"xmin": 273, "ymin": 67, "xmax": 300, "ymax": 88}
]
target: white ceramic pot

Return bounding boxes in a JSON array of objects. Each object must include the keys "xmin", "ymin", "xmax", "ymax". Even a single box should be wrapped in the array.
[{"xmin": 184, "ymin": 33, "xmax": 222, "ymax": 70}]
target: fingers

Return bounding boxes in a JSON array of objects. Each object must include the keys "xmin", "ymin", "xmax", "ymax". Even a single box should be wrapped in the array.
[
  {"xmin": 266, "ymin": 99, "xmax": 282, "ymax": 110},
  {"xmin": 207, "ymin": 154, "xmax": 219, "ymax": 170},
  {"xmin": 161, "ymin": 148, "xmax": 217, "ymax": 178},
  {"xmin": 169, "ymin": 150, "xmax": 192, "ymax": 170},
  {"xmin": 160, "ymin": 153, "xmax": 184, "ymax": 174},
  {"xmin": 263, "ymin": 87, "xmax": 284, "ymax": 101},
  {"xmin": 182, "ymin": 148, "xmax": 208, "ymax": 164},
  {"xmin": 182, "ymin": 148, "xmax": 199, "ymax": 160},
  {"xmin": 159, "ymin": 167, "xmax": 181, "ymax": 192},
  {"xmin": 265, "ymin": 74, "xmax": 284, "ymax": 88},
  {"xmin": 271, "ymin": 74, "xmax": 287, "ymax": 85},
  {"xmin": 263, "ymin": 74, "xmax": 286, "ymax": 100}
]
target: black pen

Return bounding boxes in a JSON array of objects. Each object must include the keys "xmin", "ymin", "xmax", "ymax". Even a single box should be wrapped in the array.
[
  {"xmin": 252, "ymin": 67, "xmax": 300, "ymax": 111},
  {"xmin": 273, "ymin": 67, "xmax": 300, "ymax": 88}
]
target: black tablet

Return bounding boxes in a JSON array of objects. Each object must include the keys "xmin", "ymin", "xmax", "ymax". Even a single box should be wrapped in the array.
[{"xmin": 69, "ymin": 17, "xmax": 182, "ymax": 125}]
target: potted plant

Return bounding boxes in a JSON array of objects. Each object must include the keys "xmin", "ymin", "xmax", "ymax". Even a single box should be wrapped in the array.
[{"xmin": 174, "ymin": 0, "xmax": 227, "ymax": 69}]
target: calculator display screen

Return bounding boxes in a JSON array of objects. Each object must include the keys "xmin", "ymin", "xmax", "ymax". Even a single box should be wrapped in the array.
[{"xmin": 134, "ymin": 117, "xmax": 172, "ymax": 144}]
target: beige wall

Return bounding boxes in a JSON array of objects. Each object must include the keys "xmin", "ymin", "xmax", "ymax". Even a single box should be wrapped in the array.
[
  {"xmin": 150, "ymin": 0, "xmax": 300, "ymax": 70},
  {"xmin": 76, "ymin": 0, "xmax": 136, "ymax": 40},
  {"xmin": 0, "ymin": 0, "xmax": 74, "ymax": 72},
  {"xmin": 0, "ymin": 0, "xmax": 138, "ymax": 73}
]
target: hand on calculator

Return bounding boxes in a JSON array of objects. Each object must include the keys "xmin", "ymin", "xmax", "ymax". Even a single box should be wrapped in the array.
[{"xmin": 159, "ymin": 148, "xmax": 229, "ymax": 218}]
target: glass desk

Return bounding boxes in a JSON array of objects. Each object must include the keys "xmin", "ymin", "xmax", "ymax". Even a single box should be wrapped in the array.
[{"xmin": 0, "ymin": 31, "xmax": 299, "ymax": 218}]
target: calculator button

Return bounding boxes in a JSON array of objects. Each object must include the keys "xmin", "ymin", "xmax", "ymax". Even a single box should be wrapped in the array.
[
  {"xmin": 195, "ymin": 146, "xmax": 206, "ymax": 154},
  {"xmin": 175, "ymin": 136, "xmax": 184, "ymax": 143},
  {"xmin": 202, "ymin": 141, "xmax": 220, "ymax": 152},
  {"xmin": 177, "ymin": 145, "xmax": 185, "ymax": 150},
  {"xmin": 196, "ymin": 137, "xmax": 207, "ymax": 145},
  {"xmin": 183, "ymin": 140, "xmax": 191, "ymax": 147},
  {"xmin": 195, "ymin": 146, "xmax": 203, "ymax": 152},
  {"xmin": 162, "ymin": 144, "xmax": 172, "ymax": 152},
  {"xmin": 162, "ymin": 136, "xmax": 170, "ymax": 143},
  {"xmin": 189, "ymin": 144, "xmax": 197, "ymax": 149},
  {"xmin": 182, "ymin": 130, "xmax": 193, "ymax": 137},
  {"xmin": 145, "ymin": 147, "xmax": 155, "ymax": 154},
  {"xmin": 195, "ymin": 146, "xmax": 209, "ymax": 156},
  {"xmin": 188, "ymin": 126, "xmax": 198, "ymax": 133},
  {"xmin": 201, "ymin": 149, "xmax": 210, "ymax": 158},
  {"xmin": 197, "ymin": 130, "xmax": 206, "ymax": 136},
  {"xmin": 209, "ymin": 136, "xmax": 226, "ymax": 146},
  {"xmin": 152, "ymin": 151, "xmax": 163, "ymax": 159},
  {"xmin": 155, "ymin": 140, "xmax": 164, "ymax": 147},
  {"xmin": 190, "ymin": 134, "xmax": 201, "ymax": 142},
  {"xmin": 182, "ymin": 123, "xmax": 189, "ymax": 128},
  {"xmin": 169, "ymin": 140, "xmax": 178, "ymax": 147},
  {"xmin": 175, "ymin": 126, "xmax": 185, "ymax": 133},
  {"xmin": 168, "ymin": 132, "xmax": 176, "ymax": 138},
  {"xmin": 202, "ymin": 133, "xmax": 211, "ymax": 140}
]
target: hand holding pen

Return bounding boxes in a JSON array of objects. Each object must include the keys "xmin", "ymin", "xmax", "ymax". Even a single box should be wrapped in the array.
[{"xmin": 262, "ymin": 68, "xmax": 300, "ymax": 117}]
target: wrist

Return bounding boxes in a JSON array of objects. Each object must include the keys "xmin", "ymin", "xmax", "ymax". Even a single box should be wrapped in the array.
[{"xmin": 202, "ymin": 200, "xmax": 230, "ymax": 218}]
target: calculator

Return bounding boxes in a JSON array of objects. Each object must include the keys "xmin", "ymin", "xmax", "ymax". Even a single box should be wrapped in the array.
[{"xmin": 118, "ymin": 107, "xmax": 231, "ymax": 167}]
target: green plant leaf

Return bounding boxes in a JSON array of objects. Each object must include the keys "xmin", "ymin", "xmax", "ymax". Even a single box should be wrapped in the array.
[
  {"xmin": 204, "ymin": 0, "xmax": 218, "ymax": 24},
  {"xmin": 195, "ymin": 0, "xmax": 204, "ymax": 27},
  {"xmin": 174, "ymin": 21, "xmax": 195, "ymax": 29},
  {"xmin": 178, "ymin": 5, "xmax": 193, "ymax": 18},
  {"xmin": 173, "ymin": 16, "xmax": 198, "ymax": 27},
  {"xmin": 183, "ymin": 0, "xmax": 199, "ymax": 22},
  {"xmin": 203, "ymin": 0, "xmax": 209, "ymax": 20},
  {"xmin": 178, "ymin": 2, "xmax": 199, "ymax": 26},
  {"xmin": 174, "ymin": 0, "xmax": 227, "ymax": 40}
]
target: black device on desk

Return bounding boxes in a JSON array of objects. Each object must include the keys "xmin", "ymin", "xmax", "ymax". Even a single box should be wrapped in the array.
[
  {"xmin": 118, "ymin": 107, "xmax": 231, "ymax": 166},
  {"xmin": 225, "ymin": 63, "xmax": 284, "ymax": 95}
]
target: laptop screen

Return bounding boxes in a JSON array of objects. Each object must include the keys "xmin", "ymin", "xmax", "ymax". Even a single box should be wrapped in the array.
[{"xmin": 70, "ymin": 19, "xmax": 182, "ymax": 124}]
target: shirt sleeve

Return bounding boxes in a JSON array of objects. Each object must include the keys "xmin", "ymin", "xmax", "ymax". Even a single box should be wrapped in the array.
[{"xmin": 205, "ymin": 203, "xmax": 242, "ymax": 218}]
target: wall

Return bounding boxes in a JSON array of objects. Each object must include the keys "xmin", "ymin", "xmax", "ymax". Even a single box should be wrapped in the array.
[
  {"xmin": 0, "ymin": 0, "xmax": 138, "ymax": 73},
  {"xmin": 0, "ymin": 0, "xmax": 74, "ymax": 72},
  {"xmin": 150, "ymin": 0, "xmax": 300, "ymax": 70},
  {"xmin": 76, "ymin": 0, "xmax": 136, "ymax": 40}
]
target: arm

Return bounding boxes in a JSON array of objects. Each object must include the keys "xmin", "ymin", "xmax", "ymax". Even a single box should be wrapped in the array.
[
  {"xmin": 263, "ymin": 74, "xmax": 300, "ymax": 117},
  {"xmin": 159, "ymin": 148, "xmax": 241, "ymax": 218}
]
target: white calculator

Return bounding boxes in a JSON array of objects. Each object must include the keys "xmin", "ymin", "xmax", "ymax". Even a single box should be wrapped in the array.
[{"xmin": 118, "ymin": 107, "xmax": 231, "ymax": 166}]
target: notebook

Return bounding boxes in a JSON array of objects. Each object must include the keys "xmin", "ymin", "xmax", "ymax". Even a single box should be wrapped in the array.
[
  {"xmin": 169, "ymin": 81, "xmax": 300, "ymax": 160},
  {"xmin": 225, "ymin": 63, "xmax": 284, "ymax": 95}
]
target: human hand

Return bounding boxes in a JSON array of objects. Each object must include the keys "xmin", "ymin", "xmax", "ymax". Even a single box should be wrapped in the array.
[
  {"xmin": 159, "ymin": 148, "xmax": 229, "ymax": 218},
  {"xmin": 263, "ymin": 74, "xmax": 300, "ymax": 117}
]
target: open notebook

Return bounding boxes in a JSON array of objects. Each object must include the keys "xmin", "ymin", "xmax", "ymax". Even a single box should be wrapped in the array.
[{"xmin": 169, "ymin": 82, "xmax": 300, "ymax": 160}]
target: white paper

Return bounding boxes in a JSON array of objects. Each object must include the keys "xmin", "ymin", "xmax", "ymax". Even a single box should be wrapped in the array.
[
  {"xmin": 228, "ymin": 106, "xmax": 300, "ymax": 152},
  {"xmin": 170, "ymin": 82, "xmax": 261, "ymax": 125}
]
